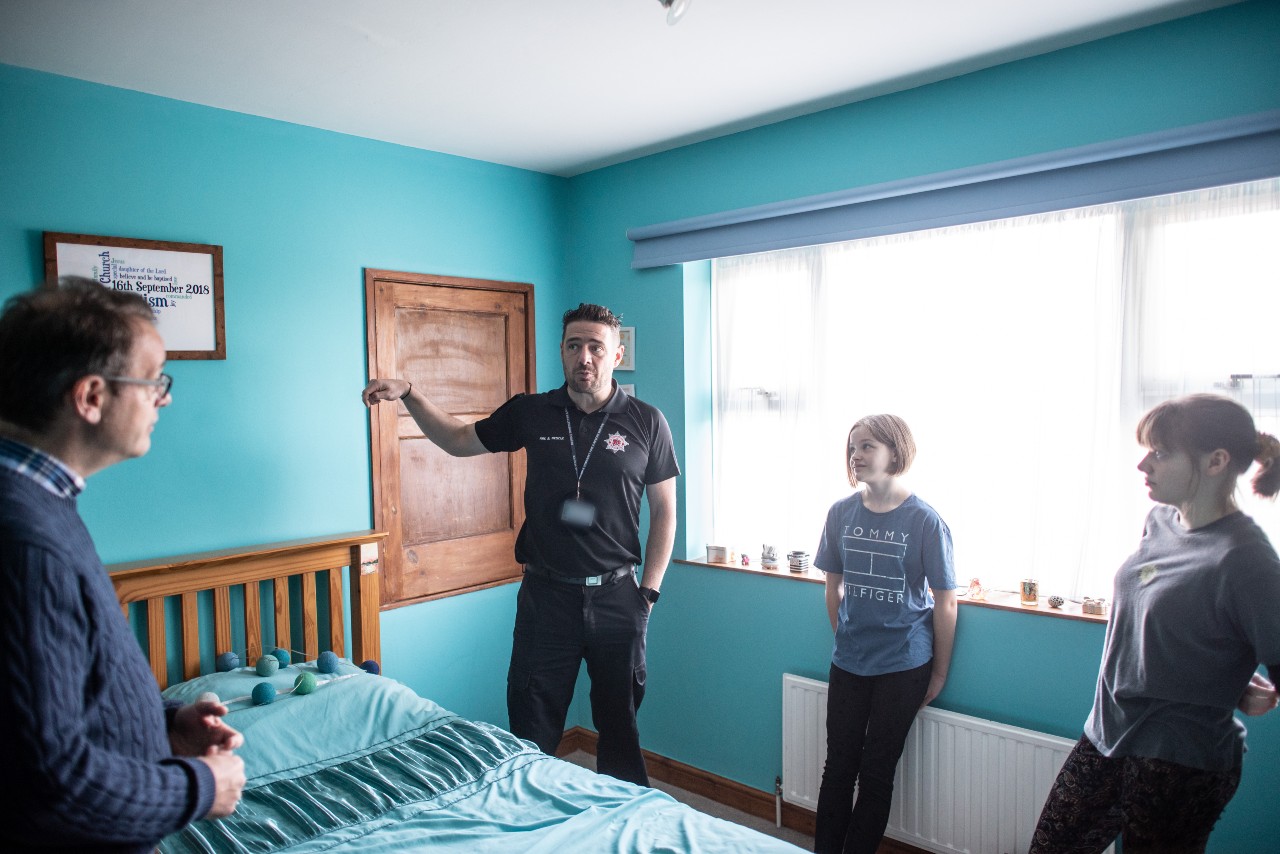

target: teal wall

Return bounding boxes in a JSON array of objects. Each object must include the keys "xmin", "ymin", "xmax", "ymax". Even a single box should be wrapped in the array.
[
  {"xmin": 0, "ymin": 61, "xmax": 568, "ymax": 726},
  {"xmin": 563, "ymin": 3, "xmax": 1280, "ymax": 853},
  {"xmin": 3, "ymin": 2, "xmax": 1279, "ymax": 851}
]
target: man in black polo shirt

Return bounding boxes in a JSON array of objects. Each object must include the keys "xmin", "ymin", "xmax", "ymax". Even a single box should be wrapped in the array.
[{"xmin": 362, "ymin": 303, "xmax": 678, "ymax": 786}]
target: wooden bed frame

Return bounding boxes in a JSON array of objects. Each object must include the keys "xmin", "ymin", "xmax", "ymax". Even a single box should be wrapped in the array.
[
  {"xmin": 106, "ymin": 531, "xmax": 848, "ymax": 847},
  {"xmin": 108, "ymin": 530, "xmax": 387, "ymax": 689}
]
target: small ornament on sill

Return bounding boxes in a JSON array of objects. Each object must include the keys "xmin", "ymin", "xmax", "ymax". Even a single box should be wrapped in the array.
[
  {"xmin": 1082, "ymin": 597, "xmax": 1110, "ymax": 616},
  {"xmin": 761, "ymin": 544, "xmax": 779, "ymax": 570},
  {"xmin": 1048, "ymin": 595, "xmax": 1065, "ymax": 609},
  {"xmin": 741, "ymin": 554, "xmax": 750, "ymax": 567},
  {"xmin": 963, "ymin": 577, "xmax": 988, "ymax": 601},
  {"xmin": 787, "ymin": 551, "xmax": 811, "ymax": 572}
]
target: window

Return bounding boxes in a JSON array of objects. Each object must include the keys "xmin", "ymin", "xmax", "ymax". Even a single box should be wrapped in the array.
[{"xmin": 711, "ymin": 178, "xmax": 1280, "ymax": 599}]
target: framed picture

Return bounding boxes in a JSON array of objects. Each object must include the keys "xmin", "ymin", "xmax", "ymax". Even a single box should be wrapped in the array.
[
  {"xmin": 617, "ymin": 326, "xmax": 635, "ymax": 371},
  {"xmin": 44, "ymin": 231, "xmax": 226, "ymax": 360},
  {"xmin": 619, "ymin": 383, "xmax": 636, "ymax": 397}
]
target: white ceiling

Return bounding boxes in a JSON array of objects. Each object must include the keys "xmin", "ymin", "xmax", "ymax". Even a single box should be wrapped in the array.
[{"xmin": 0, "ymin": 0, "xmax": 1241, "ymax": 176}]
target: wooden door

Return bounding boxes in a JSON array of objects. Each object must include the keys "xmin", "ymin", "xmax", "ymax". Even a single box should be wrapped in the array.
[{"xmin": 365, "ymin": 269, "xmax": 535, "ymax": 607}]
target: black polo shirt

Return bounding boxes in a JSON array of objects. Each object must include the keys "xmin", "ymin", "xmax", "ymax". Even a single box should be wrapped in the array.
[{"xmin": 474, "ymin": 382, "xmax": 680, "ymax": 578}]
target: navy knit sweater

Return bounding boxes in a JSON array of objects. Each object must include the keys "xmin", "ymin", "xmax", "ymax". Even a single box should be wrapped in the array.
[{"xmin": 0, "ymin": 467, "xmax": 214, "ymax": 851}]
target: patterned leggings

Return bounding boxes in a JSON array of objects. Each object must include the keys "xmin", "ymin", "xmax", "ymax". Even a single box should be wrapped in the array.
[{"xmin": 1029, "ymin": 736, "xmax": 1241, "ymax": 854}]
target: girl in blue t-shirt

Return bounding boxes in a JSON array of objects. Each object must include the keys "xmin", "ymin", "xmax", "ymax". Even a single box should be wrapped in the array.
[{"xmin": 813, "ymin": 414, "xmax": 957, "ymax": 854}]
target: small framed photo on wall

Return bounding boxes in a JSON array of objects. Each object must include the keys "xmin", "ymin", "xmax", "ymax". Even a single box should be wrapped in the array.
[
  {"xmin": 617, "ymin": 326, "xmax": 635, "ymax": 371},
  {"xmin": 619, "ymin": 383, "xmax": 636, "ymax": 397},
  {"xmin": 44, "ymin": 231, "xmax": 226, "ymax": 360}
]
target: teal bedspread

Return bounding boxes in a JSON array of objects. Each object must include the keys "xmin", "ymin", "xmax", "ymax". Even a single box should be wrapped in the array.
[{"xmin": 159, "ymin": 666, "xmax": 804, "ymax": 853}]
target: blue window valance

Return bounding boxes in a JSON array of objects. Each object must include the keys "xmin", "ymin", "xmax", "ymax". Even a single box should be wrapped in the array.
[{"xmin": 628, "ymin": 110, "xmax": 1280, "ymax": 269}]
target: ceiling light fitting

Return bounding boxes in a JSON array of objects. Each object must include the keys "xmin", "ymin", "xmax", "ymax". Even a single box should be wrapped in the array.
[{"xmin": 658, "ymin": 0, "xmax": 692, "ymax": 26}]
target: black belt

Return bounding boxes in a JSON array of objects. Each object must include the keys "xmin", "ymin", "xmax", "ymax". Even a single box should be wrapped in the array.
[{"xmin": 524, "ymin": 563, "xmax": 633, "ymax": 586}]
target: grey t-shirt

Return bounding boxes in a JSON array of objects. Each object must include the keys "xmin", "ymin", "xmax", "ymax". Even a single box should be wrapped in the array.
[{"xmin": 1085, "ymin": 507, "xmax": 1280, "ymax": 771}]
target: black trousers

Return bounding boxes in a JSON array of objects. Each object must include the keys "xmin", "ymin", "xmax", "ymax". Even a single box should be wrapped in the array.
[
  {"xmin": 506, "ymin": 569, "xmax": 650, "ymax": 786},
  {"xmin": 814, "ymin": 660, "xmax": 932, "ymax": 854}
]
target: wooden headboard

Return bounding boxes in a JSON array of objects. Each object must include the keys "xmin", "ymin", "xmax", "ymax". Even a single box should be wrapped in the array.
[{"xmin": 109, "ymin": 530, "xmax": 387, "ymax": 689}]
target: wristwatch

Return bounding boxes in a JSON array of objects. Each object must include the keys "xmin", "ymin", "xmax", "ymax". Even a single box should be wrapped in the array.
[{"xmin": 639, "ymin": 586, "xmax": 661, "ymax": 604}]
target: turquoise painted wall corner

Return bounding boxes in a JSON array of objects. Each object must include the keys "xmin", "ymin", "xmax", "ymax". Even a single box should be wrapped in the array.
[{"xmin": 0, "ymin": 60, "xmax": 569, "ymax": 727}]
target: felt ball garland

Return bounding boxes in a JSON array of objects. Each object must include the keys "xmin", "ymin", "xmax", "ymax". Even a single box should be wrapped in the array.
[
  {"xmin": 200, "ymin": 652, "xmax": 366, "ymax": 709},
  {"xmin": 251, "ymin": 682, "xmax": 277, "ymax": 705}
]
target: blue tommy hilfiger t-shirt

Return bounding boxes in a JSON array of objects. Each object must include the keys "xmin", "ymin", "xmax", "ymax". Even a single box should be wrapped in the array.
[{"xmin": 814, "ymin": 492, "xmax": 956, "ymax": 677}]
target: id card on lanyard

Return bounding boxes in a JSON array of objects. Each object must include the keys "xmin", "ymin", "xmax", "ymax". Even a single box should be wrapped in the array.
[{"xmin": 560, "ymin": 408, "xmax": 609, "ymax": 530}]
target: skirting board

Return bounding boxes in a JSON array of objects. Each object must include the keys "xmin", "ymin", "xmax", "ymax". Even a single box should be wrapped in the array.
[{"xmin": 556, "ymin": 727, "xmax": 926, "ymax": 854}]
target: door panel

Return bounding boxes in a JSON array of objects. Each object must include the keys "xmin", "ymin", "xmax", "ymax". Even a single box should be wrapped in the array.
[
  {"xmin": 395, "ymin": 307, "xmax": 513, "ymax": 413},
  {"xmin": 399, "ymin": 437, "xmax": 511, "ymax": 540},
  {"xmin": 366, "ymin": 270, "xmax": 534, "ymax": 607}
]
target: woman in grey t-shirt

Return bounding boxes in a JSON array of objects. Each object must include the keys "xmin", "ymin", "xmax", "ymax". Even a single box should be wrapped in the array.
[{"xmin": 1031, "ymin": 394, "xmax": 1280, "ymax": 854}]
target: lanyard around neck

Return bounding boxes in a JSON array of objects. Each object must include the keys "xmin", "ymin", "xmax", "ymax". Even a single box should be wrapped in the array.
[{"xmin": 565, "ymin": 408, "xmax": 610, "ymax": 500}]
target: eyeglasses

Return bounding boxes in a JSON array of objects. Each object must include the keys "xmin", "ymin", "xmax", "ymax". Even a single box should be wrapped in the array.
[{"xmin": 103, "ymin": 373, "xmax": 174, "ymax": 399}]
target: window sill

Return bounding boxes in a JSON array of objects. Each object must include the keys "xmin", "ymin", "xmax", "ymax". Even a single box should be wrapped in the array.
[
  {"xmin": 674, "ymin": 556, "xmax": 1109, "ymax": 625},
  {"xmin": 954, "ymin": 588, "xmax": 1108, "ymax": 624},
  {"xmin": 674, "ymin": 556, "xmax": 826, "ymax": 585}
]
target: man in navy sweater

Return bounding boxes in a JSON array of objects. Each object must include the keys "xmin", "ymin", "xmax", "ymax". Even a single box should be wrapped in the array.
[{"xmin": 0, "ymin": 279, "xmax": 245, "ymax": 851}]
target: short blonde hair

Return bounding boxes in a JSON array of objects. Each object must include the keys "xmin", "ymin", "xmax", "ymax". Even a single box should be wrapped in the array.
[{"xmin": 846, "ymin": 414, "xmax": 917, "ymax": 488}]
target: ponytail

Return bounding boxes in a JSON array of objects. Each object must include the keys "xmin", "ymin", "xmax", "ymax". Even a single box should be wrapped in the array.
[{"xmin": 1253, "ymin": 431, "xmax": 1280, "ymax": 499}]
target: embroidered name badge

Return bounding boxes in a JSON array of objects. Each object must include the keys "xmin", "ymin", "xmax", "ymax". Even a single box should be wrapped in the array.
[{"xmin": 604, "ymin": 432, "xmax": 629, "ymax": 453}]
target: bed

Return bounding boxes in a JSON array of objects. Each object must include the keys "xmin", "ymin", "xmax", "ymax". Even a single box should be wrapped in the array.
[{"xmin": 110, "ymin": 531, "xmax": 805, "ymax": 853}]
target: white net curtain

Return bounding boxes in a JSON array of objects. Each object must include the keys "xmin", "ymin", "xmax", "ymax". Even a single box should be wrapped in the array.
[{"xmin": 712, "ymin": 178, "xmax": 1280, "ymax": 599}]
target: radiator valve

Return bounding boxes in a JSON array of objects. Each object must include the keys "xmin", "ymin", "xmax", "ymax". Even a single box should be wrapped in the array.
[{"xmin": 774, "ymin": 775, "xmax": 782, "ymax": 827}]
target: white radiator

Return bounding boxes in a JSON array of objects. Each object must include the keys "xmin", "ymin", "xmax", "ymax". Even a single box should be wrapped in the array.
[
  {"xmin": 781, "ymin": 674, "xmax": 829, "ymax": 809},
  {"xmin": 781, "ymin": 673, "xmax": 1113, "ymax": 854}
]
